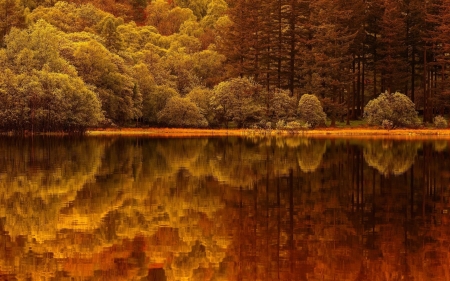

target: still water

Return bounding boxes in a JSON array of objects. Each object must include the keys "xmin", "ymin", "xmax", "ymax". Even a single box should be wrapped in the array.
[{"xmin": 0, "ymin": 136, "xmax": 449, "ymax": 281}]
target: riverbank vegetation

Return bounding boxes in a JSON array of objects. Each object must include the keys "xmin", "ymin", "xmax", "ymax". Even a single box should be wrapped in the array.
[{"xmin": 1, "ymin": 0, "xmax": 450, "ymax": 133}]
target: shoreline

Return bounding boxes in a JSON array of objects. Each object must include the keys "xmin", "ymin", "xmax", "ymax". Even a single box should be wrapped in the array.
[{"xmin": 85, "ymin": 127, "xmax": 450, "ymax": 140}]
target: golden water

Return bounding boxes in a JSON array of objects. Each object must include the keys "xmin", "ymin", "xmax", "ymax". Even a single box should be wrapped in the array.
[{"xmin": 0, "ymin": 136, "xmax": 449, "ymax": 280}]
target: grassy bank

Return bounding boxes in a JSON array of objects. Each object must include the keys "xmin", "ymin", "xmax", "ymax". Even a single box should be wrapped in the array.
[{"xmin": 86, "ymin": 127, "xmax": 450, "ymax": 140}]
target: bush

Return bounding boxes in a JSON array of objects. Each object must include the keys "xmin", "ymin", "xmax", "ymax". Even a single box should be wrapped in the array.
[
  {"xmin": 297, "ymin": 94, "xmax": 327, "ymax": 128},
  {"xmin": 276, "ymin": 120, "xmax": 286, "ymax": 130},
  {"xmin": 433, "ymin": 115, "xmax": 448, "ymax": 128},
  {"xmin": 364, "ymin": 91, "xmax": 420, "ymax": 128},
  {"xmin": 276, "ymin": 121, "xmax": 312, "ymax": 132},
  {"xmin": 285, "ymin": 121, "xmax": 303, "ymax": 130}
]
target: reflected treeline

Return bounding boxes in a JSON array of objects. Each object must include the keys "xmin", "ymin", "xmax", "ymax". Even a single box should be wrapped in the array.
[
  {"xmin": 0, "ymin": 136, "xmax": 449, "ymax": 280},
  {"xmin": 0, "ymin": 137, "xmax": 111, "ymax": 241},
  {"xmin": 363, "ymin": 140, "xmax": 422, "ymax": 176}
]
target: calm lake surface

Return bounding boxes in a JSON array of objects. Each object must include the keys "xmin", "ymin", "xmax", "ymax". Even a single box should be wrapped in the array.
[{"xmin": 0, "ymin": 136, "xmax": 449, "ymax": 281}]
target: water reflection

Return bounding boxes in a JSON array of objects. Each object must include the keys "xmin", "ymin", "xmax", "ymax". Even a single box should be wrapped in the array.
[
  {"xmin": 363, "ymin": 140, "xmax": 421, "ymax": 176},
  {"xmin": 0, "ymin": 136, "xmax": 449, "ymax": 280},
  {"xmin": 296, "ymin": 138, "xmax": 327, "ymax": 172}
]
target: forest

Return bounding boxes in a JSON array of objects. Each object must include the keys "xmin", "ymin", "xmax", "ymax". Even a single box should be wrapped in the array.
[{"xmin": 1, "ymin": 0, "xmax": 450, "ymax": 132}]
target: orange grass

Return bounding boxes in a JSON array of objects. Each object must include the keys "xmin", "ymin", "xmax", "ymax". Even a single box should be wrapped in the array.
[{"xmin": 86, "ymin": 127, "xmax": 450, "ymax": 140}]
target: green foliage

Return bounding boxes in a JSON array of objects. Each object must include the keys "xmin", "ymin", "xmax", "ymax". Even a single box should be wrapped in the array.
[
  {"xmin": 2, "ymin": 0, "xmax": 443, "ymax": 130},
  {"xmin": 143, "ymin": 85, "xmax": 179, "ymax": 124},
  {"xmin": 433, "ymin": 115, "xmax": 448, "ymax": 128},
  {"xmin": 157, "ymin": 96, "xmax": 208, "ymax": 128},
  {"xmin": 276, "ymin": 120, "xmax": 286, "ymax": 130},
  {"xmin": 146, "ymin": 0, "xmax": 196, "ymax": 35},
  {"xmin": 211, "ymin": 77, "xmax": 263, "ymax": 128},
  {"xmin": 0, "ymin": 0, "xmax": 25, "ymax": 46},
  {"xmin": 285, "ymin": 121, "xmax": 303, "ymax": 131},
  {"xmin": 174, "ymin": 0, "xmax": 210, "ymax": 19},
  {"xmin": 0, "ymin": 69, "xmax": 29, "ymax": 132},
  {"xmin": 0, "ymin": 20, "xmax": 103, "ymax": 133},
  {"xmin": 297, "ymin": 94, "xmax": 327, "ymax": 128},
  {"xmin": 264, "ymin": 88, "xmax": 297, "ymax": 123},
  {"xmin": 191, "ymin": 49, "xmax": 226, "ymax": 87},
  {"xmin": 186, "ymin": 87, "xmax": 214, "ymax": 123},
  {"xmin": 27, "ymin": 2, "xmax": 107, "ymax": 33},
  {"xmin": 0, "ymin": 68, "xmax": 103, "ymax": 133},
  {"xmin": 1, "ymin": 1, "xmax": 229, "ymax": 130},
  {"xmin": 98, "ymin": 15, "xmax": 123, "ymax": 51},
  {"xmin": 200, "ymin": 0, "xmax": 227, "ymax": 28},
  {"xmin": 364, "ymin": 91, "xmax": 420, "ymax": 128},
  {"xmin": 71, "ymin": 40, "xmax": 139, "ymax": 124},
  {"xmin": 5, "ymin": 20, "xmax": 77, "ymax": 75}
]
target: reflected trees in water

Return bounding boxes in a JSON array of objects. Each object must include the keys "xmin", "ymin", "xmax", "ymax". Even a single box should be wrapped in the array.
[
  {"xmin": 433, "ymin": 140, "xmax": 448, "ymax": 152},
  {"xmin": 0, "ymin": 136, "xmax": 449, "ymax": 280},
  {"xmin": 296, "ymin": 139, "xmax": 327, "ymax": 173},
  {"xmin": 363, "ymin": 140, "xmax": 421, "ymax": 176},
  {"xmin": 0, "ymin": 137, "xmax": 110, "ymax": 241}
]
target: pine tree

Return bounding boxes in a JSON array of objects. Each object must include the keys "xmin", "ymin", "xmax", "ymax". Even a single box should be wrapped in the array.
[
  {"xmin": 378, "ymin": 0, "xmax": 409, "ymax": 94},
  {"xmin": 425, "ymin": 0, "xmax": 450, "ymax": 122},
  {"xmin": 308, "ymin": 0, "xmax": 355, "ymax": 100},
  {"xmin": 404, "ymin": 0, "xmax": 426, "ymax": 103},
  {"xmin": 219, "ymin": 0, "xmax": 263, "ymax": 78}
]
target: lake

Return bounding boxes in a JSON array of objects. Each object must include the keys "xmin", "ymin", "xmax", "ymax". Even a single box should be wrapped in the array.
[{"xmin": 0, "ymin": 136, "xmax": 449, "ymax": 280}]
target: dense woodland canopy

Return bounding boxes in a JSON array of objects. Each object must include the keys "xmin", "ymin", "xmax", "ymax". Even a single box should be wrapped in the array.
[{"xmin": 1, "ymin": 0, "xmax": 450, "ymax": 132}]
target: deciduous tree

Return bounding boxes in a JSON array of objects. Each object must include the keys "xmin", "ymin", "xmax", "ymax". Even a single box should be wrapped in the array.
[
  {"xmin": 211, "ymin": 77, "xmax": 263, "ymax": 128},
  {"xmin": 364, "ymin": 91, "xmax": 420, "ymax": 128},
  {"xmin": 0, "ymin": 0, "xmax": 24, "ymax": 46},
  {"xmin": 297, "ymin": 94, "xmax": 327, "ymax": 128},
  {"xmin": 157, "ymin": 96, "xmax": 208, "ymax": 127}
]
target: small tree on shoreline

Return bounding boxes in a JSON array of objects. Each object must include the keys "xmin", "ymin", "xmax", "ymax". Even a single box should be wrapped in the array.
[
  {"xmin": 364, "ymin": 91, "xmax": 420, "ymax": 128},
  {"xmin": 297, "ymin": 94, "xmax": 327, "ymax": 128}
]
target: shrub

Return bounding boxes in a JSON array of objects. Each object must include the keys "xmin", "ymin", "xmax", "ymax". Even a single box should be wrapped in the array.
[
  {"xmin": 297, "ymin": 94, "xmax": 327, "ymax": 128},
  {"xmin": 285, "ymin": 121, "xmax": 303, "ymax": 130},
  {"xmin": 284, "ymin": 121, "xmax": 311, "ymax": 132},
  {"xmin": 276, "ymin": 120, "xmax": 286, "ymax": 130},
  {"xmin": 364, "ymin": 91, "xmax": 420, "ymax": 128},
  {"xmin": 433, "ymin": 115, "xmax": 448, "ymax": 128}
]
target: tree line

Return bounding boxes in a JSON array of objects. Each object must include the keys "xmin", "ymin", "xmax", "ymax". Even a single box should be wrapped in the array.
[
  {"xmin": 1, "ymin": 0, "xmax": 450, "ymax": 132},
  {"xmin": 224, "ymin": 0, "xmax": 450, "ymax": 124}
]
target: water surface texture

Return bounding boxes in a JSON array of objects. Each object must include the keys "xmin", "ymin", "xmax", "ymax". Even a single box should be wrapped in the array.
[{"xmin": 0, "ymin": 136, "xmax": 449, "ymax": 281}]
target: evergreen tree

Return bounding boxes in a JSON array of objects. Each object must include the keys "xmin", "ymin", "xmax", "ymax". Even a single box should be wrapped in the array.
[
  {"xmin": 425, "ymin": 0, "xmax": 450, "ymax": 122},
  {"xmin": 378, "ymin": 0, "xmax": 408, "ymax": 94}
]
